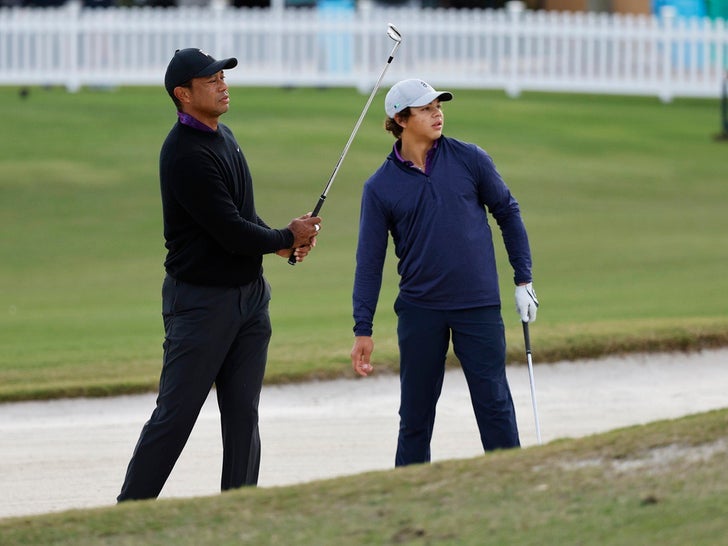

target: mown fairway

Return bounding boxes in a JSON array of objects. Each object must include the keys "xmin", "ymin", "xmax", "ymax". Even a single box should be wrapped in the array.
[{"xmin": 1, "ymin": 86, "xmax": 727, "ymax": 401}]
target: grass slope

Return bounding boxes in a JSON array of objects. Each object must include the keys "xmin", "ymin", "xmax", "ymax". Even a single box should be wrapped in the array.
[
  {"xmin": 1, "ymin": 408, "xmax": 726, "ymax": 544},
  {"xmin": 1, "ymin": 86, "xmax": 727, "ymax": 401}
]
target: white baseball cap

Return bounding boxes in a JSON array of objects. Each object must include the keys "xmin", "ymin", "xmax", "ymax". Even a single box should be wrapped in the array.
[{"xmin": 384, "ymin": 79, "xmax": 453, "ymax": 118}]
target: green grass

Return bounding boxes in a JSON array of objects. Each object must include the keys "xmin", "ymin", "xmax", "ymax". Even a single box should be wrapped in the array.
[
  {"xmin": 1, "ymin": 408, "xmax": 727, "ymax": 544},
  {"xmin": 1, "ymin": 86, "xmax": 727, "ymax": 401}
]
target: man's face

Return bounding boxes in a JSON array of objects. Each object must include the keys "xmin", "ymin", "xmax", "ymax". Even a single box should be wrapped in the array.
[
  {"xmin": 183, "ymin": 70, "xmax": 230, "ymax": 124},
  {"xmin": 400, "ymin": 99, "xmax": 444, "ymax": 140}
]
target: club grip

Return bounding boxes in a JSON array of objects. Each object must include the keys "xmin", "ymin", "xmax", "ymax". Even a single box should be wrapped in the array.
[
  {"xmin": 288, "ymin": 197, "xmax": 326, "ymax": 266},
  {"xmin": 522, "ymin": 321, "xmax": 531, "ymax": 354}
]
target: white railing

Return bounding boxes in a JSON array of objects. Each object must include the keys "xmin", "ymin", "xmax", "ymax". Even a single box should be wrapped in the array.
[{"xmin": 0, "ymin": 1, "xmax": 726, "ymax": 101}]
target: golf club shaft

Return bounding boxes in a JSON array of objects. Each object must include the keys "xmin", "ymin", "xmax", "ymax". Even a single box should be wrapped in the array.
[
  {"xmin": 522, "ymin": 321, "xmax": 543, "ymax": 445},
  {"xmin": 288, "ymin": 35, "xmax": 402, "ymax": 266}
]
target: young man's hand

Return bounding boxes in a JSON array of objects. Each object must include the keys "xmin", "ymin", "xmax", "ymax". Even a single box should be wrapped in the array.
[
  {"xmin": 515, "ymin": 282, "xmax": 539, "ymax": 323},
  {"xmin": 351, "ymin": 336, "xmax": 374, "ymax": 377}
]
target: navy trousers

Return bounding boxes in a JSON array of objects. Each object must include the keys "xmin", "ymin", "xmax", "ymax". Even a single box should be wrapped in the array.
[
  {"xmin": 117, "ymin": 275, "xmax": 271, "ymax": 501},
  {"xmin": 394, "ymin": 297, "xmax": 520, "ymax": 467}
]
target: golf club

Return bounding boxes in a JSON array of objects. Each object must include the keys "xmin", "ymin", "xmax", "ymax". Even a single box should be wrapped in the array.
[
  {"xmin": 522, "ymin": 321, "xmax": 543, "ymax": 445},
  {"xmin": 288, "ymin": 23, "xmax": 402, "ymax": 265}
]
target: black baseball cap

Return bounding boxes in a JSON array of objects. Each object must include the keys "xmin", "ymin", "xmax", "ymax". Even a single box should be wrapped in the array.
[{"xmin": 164, "ymin": 48, "xmax": 238, "ymax": 98}]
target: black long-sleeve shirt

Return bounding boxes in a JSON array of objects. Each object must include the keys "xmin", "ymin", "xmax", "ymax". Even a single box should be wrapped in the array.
[{"xmin": 160, "ymin": 120, "xmax": 293, "ymax": 286}]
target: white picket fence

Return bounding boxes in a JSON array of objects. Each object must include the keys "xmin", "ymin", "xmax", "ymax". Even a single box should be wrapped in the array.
[{"xmin": 0, "ymin": 1, "xmax": 726, "ymax": 101}]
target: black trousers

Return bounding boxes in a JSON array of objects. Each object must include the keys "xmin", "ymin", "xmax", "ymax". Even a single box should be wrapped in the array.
[{"xmin": 117, "ymin": 275, "xmax": 271, "ymax": 501}]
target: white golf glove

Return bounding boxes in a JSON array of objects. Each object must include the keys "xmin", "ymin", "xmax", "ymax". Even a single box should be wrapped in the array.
[{"xmin": 515, "ymin": 282, "xmax": 539, "ymax": 323}]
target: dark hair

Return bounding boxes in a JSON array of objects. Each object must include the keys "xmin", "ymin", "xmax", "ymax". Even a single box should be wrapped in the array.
[
  {"xmin": 171, "ymin": 80, "xmax": 192, "ymax": 111},
  {"xmin": 385, "ymin": 107, "xmax": 411, "ymax": 139}
]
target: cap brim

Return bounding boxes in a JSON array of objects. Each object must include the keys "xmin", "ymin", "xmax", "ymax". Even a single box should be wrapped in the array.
[
  {"xmin": 409, "ymin": 91, "xmax": 453, "ymax": 108},
  {"xmin": 195, "ymin": 57, "xmax": 238, "ymax": 78}
]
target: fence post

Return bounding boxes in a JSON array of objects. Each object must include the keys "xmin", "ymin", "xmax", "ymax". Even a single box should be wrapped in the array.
[
  {"xmin": 659, "ymin": 5, "xmax": 676, "ymax": 103},
  {"xmin": 721, "ymin": 70, "xmax": 728, "ymax": 138},
  {"xmin": 211, "ymin": 0, "xmax": 227, "ymax": 58},
  {"xmin": 65, "ymin": 0, "xmax": 82, "ymax": 92},
  {"xmin": 506, "ymin": 0, "xmax": 524, "ymax": 98},
  {"xmin": 356, "ymin": 0, "xmax": 372, "ymax": 93}
]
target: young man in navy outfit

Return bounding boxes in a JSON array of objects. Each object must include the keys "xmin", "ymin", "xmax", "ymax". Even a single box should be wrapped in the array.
[
  {"xmin": 117, "ymin": 48, "xmax": 321, "ymax": 501},
  {"xmin": 350, "ymin": 79, "xmax": 539, "ymax": 466}
]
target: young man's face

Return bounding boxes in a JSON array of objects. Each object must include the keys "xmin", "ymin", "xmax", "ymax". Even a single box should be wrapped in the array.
[
  {"xmin": 182, "ymin": 70, "xmax": 230, "ymax": 124},
  {"xmin": 399, "ymin": 99, "xmax": 444, "ymax": 141}
]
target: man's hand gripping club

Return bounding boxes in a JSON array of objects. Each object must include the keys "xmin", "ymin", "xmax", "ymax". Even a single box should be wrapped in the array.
[{"xmin": 277, "ymin": 214, "xmax": 321, "ymax": 263}]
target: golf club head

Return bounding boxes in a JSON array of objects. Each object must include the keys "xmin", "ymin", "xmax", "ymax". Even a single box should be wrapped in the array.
[{"xmin": 387, "ymin": 23, "xmax": 402, "ymax": 43}]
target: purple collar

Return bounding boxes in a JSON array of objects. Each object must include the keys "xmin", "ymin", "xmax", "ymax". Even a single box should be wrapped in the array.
[
  {"xmin": 177, "ymin": 112, "xmax": 215, "ymax": 133},
  {"xmin": 393, "ymin": 139, "xmax": 438, "ymax": 173}
]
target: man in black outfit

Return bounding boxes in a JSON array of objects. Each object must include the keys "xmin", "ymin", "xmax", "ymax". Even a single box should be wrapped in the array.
[{"xmin": 117, "ymin": 48, "xmax": 321, "ymax": 502}]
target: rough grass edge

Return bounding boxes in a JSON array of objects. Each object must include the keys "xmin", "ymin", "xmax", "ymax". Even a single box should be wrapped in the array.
[{"xmin": 2, "ymin": 323, "xmax": 726, "ymax": 403}]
